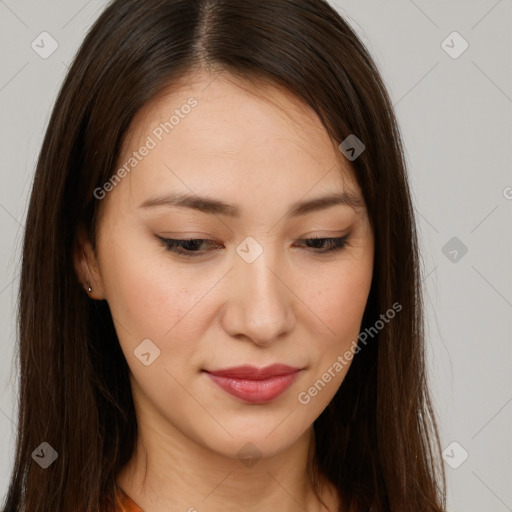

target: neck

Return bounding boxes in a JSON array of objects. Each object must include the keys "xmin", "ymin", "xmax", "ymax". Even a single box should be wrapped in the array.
[{"xmin": 116, "ymin": 416, "xmax": 338, "ymax": 512}]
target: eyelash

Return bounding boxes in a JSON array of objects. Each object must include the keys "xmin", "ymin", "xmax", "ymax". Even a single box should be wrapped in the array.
[{"xmin": 157, "ymin": 235, "xmax": 349, "ymax": 258}]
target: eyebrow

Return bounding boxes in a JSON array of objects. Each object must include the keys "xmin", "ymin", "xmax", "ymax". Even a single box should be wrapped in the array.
[{"xmin": 139, "ymin": 190, "xmax": 365, "ymax": 217}]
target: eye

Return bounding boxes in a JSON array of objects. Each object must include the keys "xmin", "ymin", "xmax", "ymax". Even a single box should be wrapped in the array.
[
  {"xmin": 157, "ymin": 237, "xmax": 223, "ymax": 257},
  {"xmin": 157, "ymin": 235, "xmax": 350, "ymax": 258},
  {"xmin": 295, "ymin": 235, "xmax": 349, "ymax": 253}
]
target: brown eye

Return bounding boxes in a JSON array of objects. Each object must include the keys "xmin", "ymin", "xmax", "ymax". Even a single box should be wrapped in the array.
[
  {"xmin": 157, "ymin": 237, "xmax": 222, "ymax": 257},
  {"xmin": 296, "ymin": 236, "xmax": 349, "ymax": 253}
]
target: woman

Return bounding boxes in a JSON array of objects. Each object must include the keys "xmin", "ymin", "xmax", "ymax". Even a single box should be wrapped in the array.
[{"xmin": 2, "ymin": 0, "xmax": 446, "ymax": 511}]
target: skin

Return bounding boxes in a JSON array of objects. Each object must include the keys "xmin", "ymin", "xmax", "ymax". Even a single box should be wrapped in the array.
[{"xmin": 75, "ymin": 70, "xmax": 374, "ymax": 512}]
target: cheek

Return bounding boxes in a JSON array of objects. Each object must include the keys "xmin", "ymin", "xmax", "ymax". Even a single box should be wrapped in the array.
[
  {"xmin": 99, "ymin": 239, "xmax": 211, "ymax": 350},
  {"xmin": 302, "ymin": 259, "xmax": 373, "ymax": 347}
]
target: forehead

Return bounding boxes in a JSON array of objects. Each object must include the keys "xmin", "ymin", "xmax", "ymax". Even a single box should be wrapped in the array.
[{"xmin": 110, "ymin": 70, "xmax": 361, "ymax": 211}]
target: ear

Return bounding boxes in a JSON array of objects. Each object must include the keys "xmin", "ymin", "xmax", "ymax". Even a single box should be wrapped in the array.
[{"xmin": 73, "ymin": 223, "xmax": 106, "ymax": 300}]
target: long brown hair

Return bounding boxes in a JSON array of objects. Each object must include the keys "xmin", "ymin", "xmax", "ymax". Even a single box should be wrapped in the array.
[{"xmin": 3, "ymin": 0, "xmax": 446, "ymax": 510}]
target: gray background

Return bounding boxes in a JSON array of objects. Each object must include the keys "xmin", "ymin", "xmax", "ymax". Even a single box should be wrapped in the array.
[{"xmin": 0, "ymin": 1, "xmax": 511, "ymax": 511}]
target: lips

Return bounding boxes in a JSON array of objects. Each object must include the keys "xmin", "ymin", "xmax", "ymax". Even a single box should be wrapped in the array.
[
  {"xmin": 206, "ymin": 364, "xmax": 301, "ymax": 380},
  {"xmin": 204, "ymin": 364, "xmax": 302, "ymax": 404}
]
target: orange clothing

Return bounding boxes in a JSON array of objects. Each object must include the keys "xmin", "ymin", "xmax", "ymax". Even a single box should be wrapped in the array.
[{"xmin": 114, "ymin": 486, "xmax": 144, "ymax": 512}]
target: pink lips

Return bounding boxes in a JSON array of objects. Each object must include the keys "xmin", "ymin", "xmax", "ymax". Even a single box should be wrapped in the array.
[{"xmin": 204, "ymin": 364, "xmax": 301, "ymax": 404}]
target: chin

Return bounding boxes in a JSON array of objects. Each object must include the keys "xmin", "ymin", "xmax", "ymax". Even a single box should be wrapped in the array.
[{"xmin": 194, "ymin": 419, "xmax": 312, "ymax": 464}]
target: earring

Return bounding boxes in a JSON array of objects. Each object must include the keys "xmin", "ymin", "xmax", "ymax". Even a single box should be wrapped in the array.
[{"xmin": 87, "ymin": 282, "xmax": 92, "ymax": 293}]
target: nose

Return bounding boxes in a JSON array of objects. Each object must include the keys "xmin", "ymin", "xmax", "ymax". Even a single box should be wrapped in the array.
[{"xmin": 220, "ymin": 244, "xmax": 295, "ymax": 347}]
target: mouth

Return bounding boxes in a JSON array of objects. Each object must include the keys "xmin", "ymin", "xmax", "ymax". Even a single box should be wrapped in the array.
[{"xmin": 203, "ymin": 364, "xmax": 302, "ymax": 404}]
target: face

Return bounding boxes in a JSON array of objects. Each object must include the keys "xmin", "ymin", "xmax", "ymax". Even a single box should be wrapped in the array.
[{"xmin": 78, "ymin": 71, "xmax": 374, "ymax": 462}]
